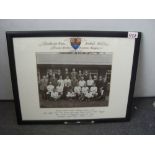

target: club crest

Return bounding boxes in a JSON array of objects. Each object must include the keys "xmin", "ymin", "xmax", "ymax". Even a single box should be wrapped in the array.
[{"xmin": 70, "ymin": 38, "xmax": 81, "ymax": 50}]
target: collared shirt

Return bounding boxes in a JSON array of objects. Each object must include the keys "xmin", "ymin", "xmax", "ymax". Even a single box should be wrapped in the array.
[
  {"xmin": 51, "ymin": 91, "xmax": 59, "ymax": 98},
  {"xmin": 56, "ymin": 86, "xmax": 63, "ymax": 93},
  {"xmin": 47, "ymin": 85, "xmax": 54, "ymax": 92},
  {"xmin": 64, "ymin": 79, "xmax": 71, "ymax": 86},
  {"xmin": 79, "ymin": 80, "xmax": 86, "ymax": 87},
  {"xmin": 87, "ymin": 79, "xmax": 94, "ymax": 86},
  {"xmin": 74, "ymin": 86, "xmax": 81, "ymax": 94},
  {"xmin": 82, "ymin": 87, "xmax": 89, "ymax": 94},
  {"xmin": 57, "ymin": 79, "xmax": 64, "ymax": 87},
  {"xmin": 90, "ymin": 86, "xmax": 97, "ymax": 93}
]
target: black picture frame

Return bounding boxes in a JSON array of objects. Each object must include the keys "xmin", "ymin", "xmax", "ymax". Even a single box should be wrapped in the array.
[{"xmin": 6, "ymin": 31, "xmax": 141, "ymax": 124}]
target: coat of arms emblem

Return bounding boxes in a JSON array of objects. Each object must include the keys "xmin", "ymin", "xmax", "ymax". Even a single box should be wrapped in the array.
[{"xmin": 70, "ymin": 38, "xmax": 81, "ymax": 50}]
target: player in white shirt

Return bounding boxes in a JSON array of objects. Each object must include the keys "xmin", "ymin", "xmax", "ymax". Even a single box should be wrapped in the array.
[
  {"xmin": 57, "ymin": 76, "xmax": 64, "ymax": 87},
  {"xmin": 79, "ymin": 76, "xmax": 86, "ymax": 87},
  {"xmin": 81, "ymin": 85, "xmax": 89, "ymax": 95},
  {"xmin": 80, "ymin": 86, "xmax": 89, "ymax": 101},
  {"xmin": 64, "ymin": 76, "xmax": 71, "ymax": 87},
  {"xmin": 85, "ymin": 90, "xmax": 93, "ymax": 101},
  {"xmin": 51, "ymin": 88, "xmax": 60, "ymax": 101},
  {"xmin": 66, "ymin": 89, "xmax": 76, "ymax": 99},
  {"xmin": 90, "ymin": 83, "xmax": 98, "ymax": 97},
  {"xmin": 56, "ymin": 82, "xmax": 64, "ymax": 96},
  {"xmin": 46, "ymin": 82, "xmax": 54, "ymax": 96},
  {"xmin": 87, "ymin": 76, "xmax": 94, "ymax": 88},
  {"xmin": 74, "ymin": 84, "xmax": 82, "ymax": 96}
]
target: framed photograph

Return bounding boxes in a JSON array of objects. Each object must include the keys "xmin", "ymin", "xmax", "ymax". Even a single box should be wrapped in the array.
[{"xmin": 6, "ymin": 31, "xmax": 141, "ymax": 124}]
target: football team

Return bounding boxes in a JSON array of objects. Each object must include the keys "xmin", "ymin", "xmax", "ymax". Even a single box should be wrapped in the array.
[{"xmin": 38, "ymin": 68, "xmax": 109, "ymax": 101}]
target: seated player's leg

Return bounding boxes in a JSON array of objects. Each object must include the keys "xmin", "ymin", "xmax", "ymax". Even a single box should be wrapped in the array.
[
  {"xmin": 79, "ymin": 92, "xmax": 85, "ymax": 101},
  {"xmin": 46, "ymin": 91, "xmax": 51, "ymax": 100},
  {"xmin": 98, "ymin": 88, "xmax": 105, "ymax": 100},
  {"xmin": 44, "ymin": 89, "xmax": 48, "ymax": 100},
  {"xmin": 66, "ymin": 92, "xmax": 71, "ymax": 100},
  {"xmin": 55, "ymin": 93, "xmax": 60, "ymax": 101}
]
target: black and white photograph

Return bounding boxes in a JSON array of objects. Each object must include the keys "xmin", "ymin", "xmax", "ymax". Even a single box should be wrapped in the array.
[{"xmin": 37, "ymin": 52, "xmax": 112, "ymax": 108}]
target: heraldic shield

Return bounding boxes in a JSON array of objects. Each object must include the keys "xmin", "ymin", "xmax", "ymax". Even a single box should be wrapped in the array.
[{"xmin": 70, "ymin": 38, "xmax": 81, "ymax": 50}]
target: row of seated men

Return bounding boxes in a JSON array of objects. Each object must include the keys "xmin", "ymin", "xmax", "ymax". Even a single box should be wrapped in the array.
[{"xmin": 39, "ymin": 70, "xmax": 108, "ymax": 101}]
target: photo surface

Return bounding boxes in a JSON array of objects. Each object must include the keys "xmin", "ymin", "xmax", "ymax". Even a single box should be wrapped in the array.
[{"xmin": 36, "ymin": 52, "xmax": 112, "ymax": 108}]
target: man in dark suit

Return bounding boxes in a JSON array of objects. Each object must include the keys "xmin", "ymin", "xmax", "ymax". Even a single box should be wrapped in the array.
[
  {"xmin": 71, "ymin": 68, "xmax": 77, "ymax": 79},
  {"xmin": 47, "ymin": 69, "xmax": 53, "ymax": 82},
  {"xmin": 39, "ymin": 75, "xmax": 48, "ymax": 99},
  {"xmin": 50, "ymin": 74, "xmax": 57, "ymax": 87},
  {"xmin": 71, "ymin": 76, "xmax": 78, "ymax": 89},
  {"xmin": 55, "ymin": 69, "xmax": 62, "ymax": 79},
  {"xmin": 96, "ymin": 76, "xmax": 105, "ymax": 100},
  {"xmin": 77, "ymin": 70, "xmax": 83, "ymax": 80},
  {"xmin": 83, "ymin": 70, "xmax": 89, "ymax": 81},
  {"xmin": 63, "ymin": 68, "xmax": 70, "ymax": 79}
]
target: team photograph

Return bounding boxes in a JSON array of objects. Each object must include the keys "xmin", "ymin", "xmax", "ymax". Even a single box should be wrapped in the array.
[{"xmin": 36, "ymin": 52, "xmax": 112, "ymax": 108}]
